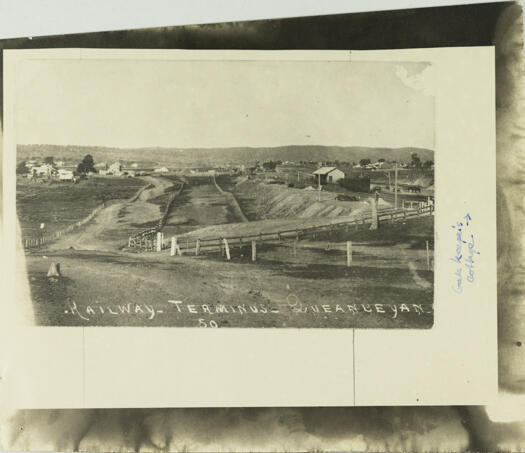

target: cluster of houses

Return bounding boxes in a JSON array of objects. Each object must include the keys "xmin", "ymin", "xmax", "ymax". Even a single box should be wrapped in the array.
[
  {"xmin": 20, "ymin": 159, "xmax": 173, "ymax": 182},
  {"xmin": 98, "ymin": 162, "xmax": 170, "ymax": 176},
  {"xmin": 23, "ymin": 160, "xmax": 76, "ymax": 181}
]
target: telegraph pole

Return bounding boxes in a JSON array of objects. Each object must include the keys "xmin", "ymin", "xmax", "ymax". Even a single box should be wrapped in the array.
[
  {"xmin": 394, "ymin": 163, "xmax": 398, "ymax": 209},
  {"xmin": 318, "ymin": 173, "xmax": 321, "ymax": 202}
]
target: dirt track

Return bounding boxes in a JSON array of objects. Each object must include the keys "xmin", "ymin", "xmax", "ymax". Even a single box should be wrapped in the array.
[
  {"xmin": 48, "ymin": 176, "xmax": 174, "ymax": 251},
  {"xmin": 161, "ymin": 176, "xmax": 247, "ymax": 237}
]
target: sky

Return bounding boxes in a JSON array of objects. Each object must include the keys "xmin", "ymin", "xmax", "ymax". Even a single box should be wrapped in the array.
[{"xmin": 16, "ymin": 58, "xmax": 434, "ymax": 149}]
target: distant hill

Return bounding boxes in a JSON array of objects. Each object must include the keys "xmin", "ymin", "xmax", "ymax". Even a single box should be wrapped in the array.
[{"xmin": 17, "ymin": 144, "xmax": 434, "ymax": 167}]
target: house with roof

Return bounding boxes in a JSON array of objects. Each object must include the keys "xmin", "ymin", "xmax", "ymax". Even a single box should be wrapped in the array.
[
  {"xmin": 57, "ymin": 169, "xmax": 74, "ymax": 181},
  {"xmin": 312, "ymin": 167, "xmax": 345, "ymax": 185},
  {"xmin": 108, "ymin": 161, "xmax": 123, "ymax": 176},
  {"xmin": 33, "ymin": 163, "xmax": 56, "ymax": 178}
]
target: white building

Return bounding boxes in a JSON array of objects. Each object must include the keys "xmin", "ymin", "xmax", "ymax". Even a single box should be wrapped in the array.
[
  {"xmin": 108, "ymin": 161, "xmax": 123, "ymax": 176},
  {"xmin": 58, "ymin": 169, "xmax": 74, "ymax": 181},
  {"xmin": 312, "ymin": 167, "xmax": 345, "ymax": 185},
  {"xmin": 154, "ymin": 166, "xmax": 169, "ymax": 173},
  {"xmin": 33, "ymin": 163, "xmax": 55, "ymax": 177}
]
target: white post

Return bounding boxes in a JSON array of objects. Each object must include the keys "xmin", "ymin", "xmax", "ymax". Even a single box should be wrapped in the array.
[
  {"xmin": 346, "ymin": 241, "xmax": 352, "ymax": 267},
  {"xmin": 223, "ymin": 238, "xmax": 231, "ymax": 261},
  {"xmin": 156, "ymin": 232, "xmax": 162, "ymax": 252},
  {"xmin": 171, "ymin": 236, "xmax": 176, "ymax": 256},
  {"xmin": 251, "ymin": 240, "xmax": 256, "ymax": 262},
  {"xmin": 195, "ymin": 239, "xmax": 200, "ymax": 256}
]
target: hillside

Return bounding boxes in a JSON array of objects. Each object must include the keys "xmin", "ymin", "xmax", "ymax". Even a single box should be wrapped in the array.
[{"xmin": 17, "ymin": 144, "xmax": 434, "ymax": 166}]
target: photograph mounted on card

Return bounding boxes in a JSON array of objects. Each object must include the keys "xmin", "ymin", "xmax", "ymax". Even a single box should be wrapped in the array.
[
  {"xmin": 11, "ymin": 51, "xmax": 434, "ymax": 329},
  {"xmin": 1, "ymin": 48, "xmax": 496, "ymax": 409}
]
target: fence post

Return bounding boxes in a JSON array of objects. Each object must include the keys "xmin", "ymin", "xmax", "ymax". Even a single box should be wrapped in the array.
[
  {"xmin": 171, "ymin": 236, "xmax": 177, "ymax": 256},
  {"xmin": 251, "ymin": 240, "xmax": 256, "ymax": 262},
  {"xmin": 223, "ymin": 238, "xmax": 231, "ymax": 261},
  {"xmin": 346, "ymin": 241, "xmax": 352, "ymax": 267},
  {"xmin": 195, "ymin": 239, "xmax": 200, "ymax": 256},
  {"xmin": 293, "ymin": 236, "xmax": 298, "ymax": 257}
]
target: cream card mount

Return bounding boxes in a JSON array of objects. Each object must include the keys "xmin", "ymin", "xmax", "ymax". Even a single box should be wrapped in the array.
[{"xmin": 1, "ymin": 47, "xmax": 496, "ymax": 408}]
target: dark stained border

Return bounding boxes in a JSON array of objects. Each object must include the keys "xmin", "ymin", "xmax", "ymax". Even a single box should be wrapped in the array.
[{"xmin": 2, "ymin": 3, "xmax": 524, "ymax": 452}]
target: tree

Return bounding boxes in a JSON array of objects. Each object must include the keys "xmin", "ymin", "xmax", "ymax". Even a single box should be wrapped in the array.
[
  {"xmin": 411, "ymin": 153, "xmax": 421, "ymax": 168},
  {"xmin": 359, "ymin": 158, "xmax": 371, "ymax": 167},
  {"xmin": 16, "ymin": 161, "xmax": 29, "ymax": 174},
  {"xmin": 378, "ymin": 158, "xmax": 385, "ymax": 163},
  {"xmin": 423, "ymin": 160, "xmax": 434, "ymax": 168},
  {"xmin": 76, "ymin": 154, "xmax": 96, "ymax": 174},
  {"xmin": 44, "ymin": 156, "xmax": 54, "ymax": 165},
  {"xmin": 262, "ymin": 161, "xmax": 277, "ymax": 171}
]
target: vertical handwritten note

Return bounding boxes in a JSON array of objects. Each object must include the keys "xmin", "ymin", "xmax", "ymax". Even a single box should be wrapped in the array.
[{"xmin": 451, "ymin": 213, "xmax": 480, "ymax": 294}]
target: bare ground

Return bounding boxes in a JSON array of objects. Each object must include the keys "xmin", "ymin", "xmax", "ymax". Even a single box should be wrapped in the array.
[{"xmin": 22, "ymin": 175, "xmax": 434, "ymax": 328}]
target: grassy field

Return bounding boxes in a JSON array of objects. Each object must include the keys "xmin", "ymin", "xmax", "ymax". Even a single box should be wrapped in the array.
[{"xmin": 17, "ymin": 176, "xmax": 148, "ymax": 238}]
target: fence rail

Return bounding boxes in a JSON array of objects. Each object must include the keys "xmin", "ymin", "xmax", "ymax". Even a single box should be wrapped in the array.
[
  {"xmin": 128, "ymin": 182, "xmax": 185, "ymax": 249},
  {"xmin": 167, "ymin": 204, "xmax": 433, "ymax": 254},
  {"xmin": 127, "ymin": 202, "xmax": 433, "ymax": 254},
  {"xmin": 22, "ymin": 179, "xmax": 156, "ymax": 249},
  {"xmin": 23, "ymin": 202, "xmax": 106, "ymax": 248}
]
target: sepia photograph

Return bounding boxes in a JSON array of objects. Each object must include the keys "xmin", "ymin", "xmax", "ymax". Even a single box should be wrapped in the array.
[{"xmin": 15, "ymin": 55, "xmax": 435, "ymax": 328}]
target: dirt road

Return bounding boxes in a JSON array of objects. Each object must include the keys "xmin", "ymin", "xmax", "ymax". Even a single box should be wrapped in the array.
[
  {"xmin": 48, "ymin": 176, "xmax": 175, "ymax": 252},
  {"xmin": 26, "ymin": 246, "xmax": 433, "ymax": 328}
]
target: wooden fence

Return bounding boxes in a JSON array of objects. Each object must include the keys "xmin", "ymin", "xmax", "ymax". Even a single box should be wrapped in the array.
[
  {"xmin": 157, "ymin": 182, "xmax": 185, "ymax": 229},
  {"xmin": 22, "ymin": 179, "xmax": 155, "ymax": 249},
  {"xmin": 162, "ymin": 202, "xmax": 433, "ymax": 257},
  {"xmin": 23, "ymin": 202, "xmax": 106, "ymax": 248},
  {"xmin": 128, "ymin": 182, "xmax": 185, "ymax": 249},
  {"xmin": 128, "ymin": 227, "xmax": 158, "ymax": 250}
]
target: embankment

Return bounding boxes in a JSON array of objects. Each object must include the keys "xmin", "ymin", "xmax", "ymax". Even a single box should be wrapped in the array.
[
  {"xmin": 232, "ymin": 179, "xmax": 389, "ymax": 221},
  {"xmin": 212, "ymin": 175, "xmax": 249, "ymax": 222},
  {"xmin": 158, "ymin": 182, "xmax": 185, "ymax": 230}
]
